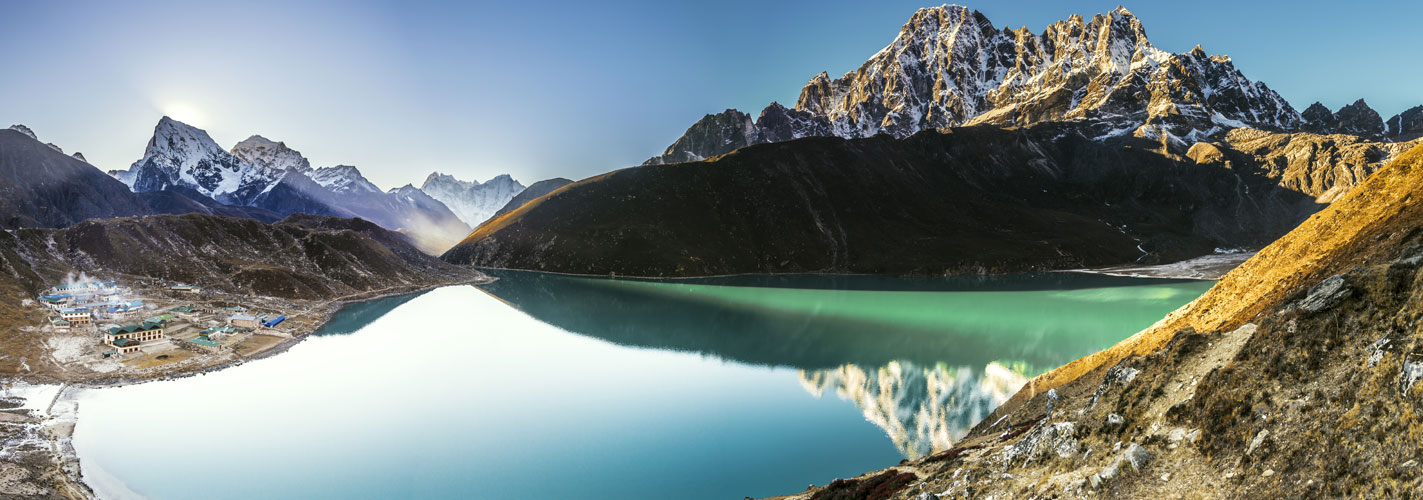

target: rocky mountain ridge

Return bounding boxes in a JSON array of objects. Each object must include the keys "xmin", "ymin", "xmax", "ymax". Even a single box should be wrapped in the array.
[
  {"xmin": 1302, "ymin": 99, "xmax": 1423, "ymax": 140},
  {"xmin": 647, "ymin": 5, "xmax": 1420, "ymax": 165}
]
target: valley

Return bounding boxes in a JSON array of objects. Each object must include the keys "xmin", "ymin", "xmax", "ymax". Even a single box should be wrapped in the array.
[{"xmin": 2, "ymin": 2, "xmax": 1422, "ymax": 499}]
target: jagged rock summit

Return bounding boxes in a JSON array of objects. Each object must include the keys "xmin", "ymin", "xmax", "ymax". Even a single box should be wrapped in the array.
[
  {"xmin": 647, "ymin": 5, "xmax": 1305, "ymax": 164},
  {"xmin": 7, "ymin": 124, "xmax": 37, "ymax": 140},
  {"xmin": 1296, "ymin": 99, "xmax": 1420, "ymax": 140}
]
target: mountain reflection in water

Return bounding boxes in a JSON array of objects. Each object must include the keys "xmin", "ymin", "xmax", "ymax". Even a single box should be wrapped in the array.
[
  {"xmin": 800, "ymin": 361, "xmax": 1026, "ymax": 458},
  {"xmin": 475, "ymin": 269, "xmax": 1209, "ymax": 455}
]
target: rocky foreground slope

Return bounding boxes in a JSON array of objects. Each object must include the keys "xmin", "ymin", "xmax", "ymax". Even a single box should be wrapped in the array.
[
  {"xmin": 446, "ymin": 123, "xmax": 1414, "ymax": 277},
  {"xmin": 779, "ymin": 143, "xmax": 1423, "ymax": 499}
]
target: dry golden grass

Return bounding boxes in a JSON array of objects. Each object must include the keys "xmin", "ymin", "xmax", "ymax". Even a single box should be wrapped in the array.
[
  {"xmin": 1009, "ymin": 143, "xmax": 1423, "ymax": 409},
  {"xmin": 122, "ymin": 349, "xmax": 195, "ymax": 370}
]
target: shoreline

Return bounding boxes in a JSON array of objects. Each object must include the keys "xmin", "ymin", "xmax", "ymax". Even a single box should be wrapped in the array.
[
  {"xmin": 1063, "ymin": 252, "xmax": 1254, "ymax": 281},
  {"xmin": 472, "ymin": 251, "xmax": 1255, "ymax": 282},
  {"xmin": 14, "ymin": 275, "xmax": 493, "ymax": 388},
  {"xmin": 4, "ymin": 274, "xmax": 493, "ymax": 500}
]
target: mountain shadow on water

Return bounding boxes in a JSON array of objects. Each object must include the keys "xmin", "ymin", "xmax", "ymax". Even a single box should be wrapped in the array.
[
  {"xmin": 313, "ymin": 289, "xmax": 433, "ymax": 336},
  {"xmin": 473, "ymin": 269, "xmax": 1208, "ymax": 371}
]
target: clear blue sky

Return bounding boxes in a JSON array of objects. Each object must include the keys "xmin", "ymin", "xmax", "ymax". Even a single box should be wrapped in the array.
[{"xmin": 3, "ymin": 0, "xmax": 1419, "ymax": 188}]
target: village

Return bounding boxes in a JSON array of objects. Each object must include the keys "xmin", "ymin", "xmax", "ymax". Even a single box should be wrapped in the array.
[{"xmin": 34, "ymin": 275, "xmax": 319, "ymax": 375}]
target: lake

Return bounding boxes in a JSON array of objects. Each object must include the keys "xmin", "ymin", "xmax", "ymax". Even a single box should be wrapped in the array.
[{"xmin": 72, "ymin": 270, "xmax": 1212, "ymax": 499}]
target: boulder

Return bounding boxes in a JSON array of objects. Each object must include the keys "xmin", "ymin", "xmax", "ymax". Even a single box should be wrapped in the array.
[
  {"xmin": 1003, "ymin": 422, "xmax": 1078, "ymax": 465},
  {"xmin": 1299, "ymin": 275, "xmax": 1351, "ymax": 312},
  {"xmin": 1124, "ymin": 443, "xmax": 1151, "ymax": 471}
]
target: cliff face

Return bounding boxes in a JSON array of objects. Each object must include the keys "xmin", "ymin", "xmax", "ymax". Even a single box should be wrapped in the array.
[
  {"xmin": 781, "ymin": 144, "xmax": 1423, "ymax": 499},
  {"xmin": 1196, "ymin": 129, "xmax": 1422, "ymax": 203}
]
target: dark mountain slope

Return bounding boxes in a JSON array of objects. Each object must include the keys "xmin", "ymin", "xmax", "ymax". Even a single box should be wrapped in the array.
[
  {"xmin": 446, "ymin": 124, "xmax": 1328, "ymax": 277},
  {"xmin": 137, "ymin": 185, "xmax": 284, "ymax": 223},
  {"xmin": 0, "ymin": 128, "xmax": 153, "ymax": 228},
  {"xmin": 490, "ymin": 177, "xmax": 574, "ymax": 220},
  {"xmin": 5, "ymin": 213, "xmax": 479, "ymax": 300}
]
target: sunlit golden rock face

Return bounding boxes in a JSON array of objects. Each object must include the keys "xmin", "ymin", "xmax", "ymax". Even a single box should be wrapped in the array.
[
  {"xmin": 1189, "ymin": 128, "xmax": 1423, "ymax": 203},
  {"xmin": 799, "ymin": 361, "xmax": 1027, "ymax": 458}
]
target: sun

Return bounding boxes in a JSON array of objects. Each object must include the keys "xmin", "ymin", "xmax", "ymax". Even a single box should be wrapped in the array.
[{"xmin": 161, "ymin": 102, "xmax": 208, "ymax": 126}]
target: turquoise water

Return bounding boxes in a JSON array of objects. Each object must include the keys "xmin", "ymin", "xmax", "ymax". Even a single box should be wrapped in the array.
[{"xmin": 72, "ymin": 271, "xmax": 1211, "ymax": 499}]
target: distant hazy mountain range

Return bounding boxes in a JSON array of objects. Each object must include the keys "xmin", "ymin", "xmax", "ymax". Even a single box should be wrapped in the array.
[
  {"xmin": 3, "ymin": 118, "xmax": 567, "ymax": 254},
  {"xmin": 106, "ymin": 117, "xmax": 476, "ymax": 252},
  {"xmin": 646, "ymin": 5, "xmax": 1421, "ymax": 165}
]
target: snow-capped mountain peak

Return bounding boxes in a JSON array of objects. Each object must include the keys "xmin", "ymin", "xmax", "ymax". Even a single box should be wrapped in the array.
[
  {"xmin": 119, "ymin": 116, "xmax": 283, "ymax": 204},
  {"xmin": 231, "ymin": 135, "xmax": 312, "ymax": 173},
  {"xmin": 646, "ymin": 4, "xmax": 1307, "ymax": 164},
  {"xmin": 310, "ymin": 165, "xmax": 382, "ymax": 194},
  {"xmin": 418, "ymin": 172, "xmax": 526, "ymax": 227}
]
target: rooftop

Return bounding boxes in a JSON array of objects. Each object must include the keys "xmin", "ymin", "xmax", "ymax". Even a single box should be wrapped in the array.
[
  {"xmin": 112, "ymin": 338, "xmax": 139, "ymax": 347},
  {"xmin": 107, "ymin": 321, "xmax": 164, "ymax": 335},
  {"xmin": 188, "ymin": 337, "xmax": 219, "ymax": 347}
]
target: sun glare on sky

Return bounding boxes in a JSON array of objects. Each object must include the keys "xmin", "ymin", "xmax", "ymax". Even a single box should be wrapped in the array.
[{"xmin": 160, "ymin": 102, "xmax": 208, "ymax": 127}]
